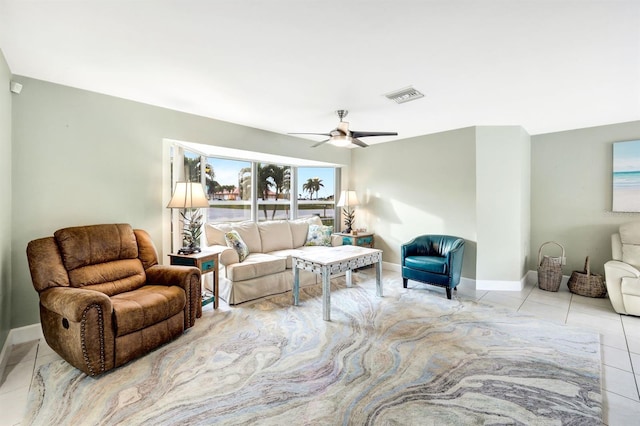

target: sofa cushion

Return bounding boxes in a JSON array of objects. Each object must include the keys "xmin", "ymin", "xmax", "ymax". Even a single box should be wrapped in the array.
[
  {"xmin": 111, "ymin": 285, "xmax": 186, "ymax": 336},
  {"xmin": 268, "ymin": 248, "xmax": 306, "ymax": 269},
  {"xmin": 226, "ymin": 253, "xmax": 286, "ymax": 281},
  {"xmin": 225, "ymin": 230, "xmax": 249, "ymax": 262},
  {"xmin": 290, "ymin": 216, "xmax": 323, "ymax": 247},
  {"xmin": 259, "ymin": 220, "xmax": 294, "ymax": 252},
  {"xmin": 205, "ymin": 221, "xmax": 262, "ymax": 253},
  {"xmin": 405, "ymin": 256, "xmax": 448, "ymax": 274},
  {"xmin": 305, "ymin": 224, "xmax": 333, "ymax": 247}
]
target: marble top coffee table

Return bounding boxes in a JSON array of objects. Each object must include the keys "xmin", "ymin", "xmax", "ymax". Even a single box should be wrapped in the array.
[{"xmin": 292, "ymin": 245, "xmax": 383, "ymax": 321}]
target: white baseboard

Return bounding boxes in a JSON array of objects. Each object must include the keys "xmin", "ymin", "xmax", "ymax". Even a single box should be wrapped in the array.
[
  {"xmin": 0, "ymin": 323, "xmax": 43, "ymax": 383},
  {"xmin": 386, "ymin": 261, "xmax": 538, "ymax": 292},
  {"xmin": 476, "ymin": 279, "xmax": 524, "ymax": 291},
  {"xmin": 382, "ymin": 261, "xmax": 400, "ymax": 272}
]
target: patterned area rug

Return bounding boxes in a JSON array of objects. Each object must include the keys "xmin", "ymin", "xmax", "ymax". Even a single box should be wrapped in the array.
[{"xmin": 25, "ymin": 274, "xmax": 602, "ymax": 425}]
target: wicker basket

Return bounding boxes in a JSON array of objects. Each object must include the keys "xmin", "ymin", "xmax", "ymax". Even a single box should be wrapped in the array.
[
  {"xmin": 567, "ymin": 257, "xmax": 607, "ymax": 298},
  {"xmin": 537, "ymin": 241, "xmax": 564, "ymax": 292}
]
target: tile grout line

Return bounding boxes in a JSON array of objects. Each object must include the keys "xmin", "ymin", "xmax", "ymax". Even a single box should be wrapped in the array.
[{"xmin": 620, "ymin": 319, "xmax": 640, "ymax": 401}]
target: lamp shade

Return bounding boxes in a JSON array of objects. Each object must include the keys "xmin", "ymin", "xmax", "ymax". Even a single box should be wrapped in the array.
[
  {"xmin": 167, "ymin": 182, "xmax": 210, "ymax": 209},
  {"xmin": 337, "ymin": 190, "xmax": 360, "ymax": 207}
]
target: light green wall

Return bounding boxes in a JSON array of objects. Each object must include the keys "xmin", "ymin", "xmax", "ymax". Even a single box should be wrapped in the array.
[
  {"xmin": 8, "ymin": 73, "xmax": 640, "ymax": 330},
  {"xmin": 0, "ymin": 51, "xmax": 11, "ymax": 349},
  {"xmin": 10, "ymin": 76, "xmax": 348, "ymax": 328},
  {"xmin": 531, "ymin": 121, "xmax": 640, "ymax": 275},
  {"xmin": 476, "ymin": 126, "xmax": 530, "ymax": 282},
  {"xmin": 350, "ymin": 127, "xmax": 478, "ymax": 279}
]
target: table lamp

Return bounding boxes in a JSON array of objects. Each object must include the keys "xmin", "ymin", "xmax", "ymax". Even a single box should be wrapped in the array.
[
  {"xmin": 167, "ymin": 182, "xmax": 210, "ymax": 254},
  {"xmin": 337, "ymin": 190, "xmax": 360, "ymax": 234}
]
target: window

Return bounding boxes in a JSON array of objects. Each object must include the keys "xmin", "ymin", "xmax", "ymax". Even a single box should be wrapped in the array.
[
  {"xmin": 256, "ymin": 163, "xmax": 291, "ymax": 221},
  {"xmin": 206, "ymin": 157, "xmax": 251, "ymax": 223},
  {"xmin": 298, "ymin": 167, "xmax": 336, "ymax": 227},
  {"xmin": 169, "ymin": 141, "xmax": 340, "ymax": 229}
]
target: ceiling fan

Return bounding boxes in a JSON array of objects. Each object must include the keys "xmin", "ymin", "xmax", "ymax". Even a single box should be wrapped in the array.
[{"xmin": 289, "ymin": 110, "xmax": 398, "ymax": 148}]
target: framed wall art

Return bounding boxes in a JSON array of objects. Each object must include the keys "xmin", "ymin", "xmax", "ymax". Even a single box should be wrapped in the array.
[{"xmin": 613, "ymin": 139, "xmax": 640, "ymax": 212}]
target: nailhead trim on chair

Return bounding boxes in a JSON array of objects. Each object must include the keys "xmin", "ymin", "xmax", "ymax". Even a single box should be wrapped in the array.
[{"xmin": 80, "ymin": 303, "xmax": 105, "ymax": 376}]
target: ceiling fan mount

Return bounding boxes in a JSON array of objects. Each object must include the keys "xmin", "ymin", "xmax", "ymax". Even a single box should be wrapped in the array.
[{"xmin": 289, "ymin": 110, "xmax": 398, "ymax": 148}]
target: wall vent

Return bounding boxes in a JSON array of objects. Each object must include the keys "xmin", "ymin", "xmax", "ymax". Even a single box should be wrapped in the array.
[{"xmin": 384, "ymin": 86, "xmax": 424, "ymax": 104}]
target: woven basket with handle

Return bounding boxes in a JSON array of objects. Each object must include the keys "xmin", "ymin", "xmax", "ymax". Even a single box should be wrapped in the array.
[
  {"xmin": 537, "ymin": 241, "xmax": 564, "ymax": 292},
  {"xmin": 567, "ymin": 256, "xmax": 607, "ymax": 298}
]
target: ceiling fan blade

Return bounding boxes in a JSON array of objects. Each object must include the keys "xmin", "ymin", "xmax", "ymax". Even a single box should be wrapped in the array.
[
  {"xmin": 351, "ymin": 138, "xmax": 369, "ymax": 148},
  {"xmin": 311, "ymin": 139, "xmax": 330, "ymax": 148},
  {"xmin": 288, "ymin": 132, "xmax": 332, "ymax": 137},
  {"xmin": 351, "ymin": 131, "xmax": 398, "ymax": 138}
]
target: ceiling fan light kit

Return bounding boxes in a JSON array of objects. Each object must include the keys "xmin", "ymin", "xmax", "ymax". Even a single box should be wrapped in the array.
[{"xmin": 289, "ymin": 110, "xmax": 398, "ymax": 148}]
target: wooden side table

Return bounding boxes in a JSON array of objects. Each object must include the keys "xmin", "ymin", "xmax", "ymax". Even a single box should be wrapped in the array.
[
  {"xmin": 334, "ymin": 232, "xmax": 375, "ymax": 248},
  {"xmin": 168, "ymin": 251, "xmax": 219, "ymax": 309}
]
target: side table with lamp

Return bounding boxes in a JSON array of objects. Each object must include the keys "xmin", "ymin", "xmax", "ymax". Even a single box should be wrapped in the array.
[{"xmin": 167, "ymin": 181, "xmax": 218, "ymax": 307}]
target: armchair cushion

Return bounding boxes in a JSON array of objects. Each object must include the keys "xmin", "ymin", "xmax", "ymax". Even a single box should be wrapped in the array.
[
  {"xmin": 404, "ymin": 256, "xmax": 448, "ymax": 275},
  {"xmin": 111, "ymin": 285, "xmax": 186, "ymax": 336}
]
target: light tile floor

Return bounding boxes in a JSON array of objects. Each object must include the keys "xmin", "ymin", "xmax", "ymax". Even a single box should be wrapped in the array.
[{"xmin": 2, "ymin": 273, "xmax": 640, "ymax": 425}]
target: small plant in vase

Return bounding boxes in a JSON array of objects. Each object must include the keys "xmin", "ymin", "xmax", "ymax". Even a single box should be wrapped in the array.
[
  {"xmin": 343, "ymin": 207, "xmax": 356, "ymax": 234},
  {"xmin": 178, "ymin": 209, "xmax": 204, "ymax": 254}
]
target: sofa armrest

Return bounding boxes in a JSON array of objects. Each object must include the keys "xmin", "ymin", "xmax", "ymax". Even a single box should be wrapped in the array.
[
  {"xmin": 146, "ymin": 265, "xmax": 202, "ymax": 325},
  {"xmin": 207, "ymin": 244, "xmax": 240, "ymax": 266},
  {"xmin": 331, "ymin": 235, "xmax": 343, "ymax": 247}
]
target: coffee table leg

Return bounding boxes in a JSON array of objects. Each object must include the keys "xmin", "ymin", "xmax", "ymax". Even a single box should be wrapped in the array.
[
  {"xmin": 346, "ymin": 269, "xmax": 352, "ymax": 287},
  {"xmin": 376, "ymin": 259, "xmax": 383, "ymax": 297},
  {"xmin": 293, "ymin": 263, "xmax": 300, "ymax": 306},
  {"xmin": 322, "ymin": 265, "xmax": 331, "ymax": 321}
]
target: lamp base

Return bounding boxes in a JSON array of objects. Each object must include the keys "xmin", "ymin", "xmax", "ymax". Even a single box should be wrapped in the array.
[{"xmin": 178, "ymin": 246, "xmax": 201, "ymax": 255}]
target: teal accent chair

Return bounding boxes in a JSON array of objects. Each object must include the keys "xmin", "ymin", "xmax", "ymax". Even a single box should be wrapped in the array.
[{"xmin": 401, "ymin": 235, "xmax": 465, "ymax": 299}]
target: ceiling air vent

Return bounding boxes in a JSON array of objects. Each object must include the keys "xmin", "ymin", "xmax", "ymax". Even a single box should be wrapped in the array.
[{"xmin": 384, "ymin": 86, "xmax": 424, "ymax": 104}]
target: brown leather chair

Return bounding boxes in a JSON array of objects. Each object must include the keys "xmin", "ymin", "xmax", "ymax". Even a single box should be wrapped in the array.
[{"xmin": 26, "ymin": 223, "xmax": 202, "ymax": 376}]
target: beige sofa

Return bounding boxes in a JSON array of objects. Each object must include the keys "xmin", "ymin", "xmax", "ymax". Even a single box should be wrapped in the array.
[
  {"xmin": 204, "ymin": 217, "xmax": 341, "ymax": 305},
  {"xmin": 604, "ymin": 221, "xmax": 640, "ymax": 315}
]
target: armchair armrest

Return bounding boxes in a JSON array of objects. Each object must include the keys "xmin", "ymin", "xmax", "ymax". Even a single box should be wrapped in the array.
[
  {"xmin": 401, "ymin": 236, "xmax": 434, "ymax": 263},
  {"xmin": 604, "ymin": 260, "xmax": 640, "ymax": 314},
  {"xmin": 146, "ymin": 264, "xmax": 202, "ymax": 325},
  {"xmin": 40, "ymin": 287, "xmax": 113, "ymax": 321},
  {"xmin": 38, "ymin": 287, "xmax": 114, "ymax": 376},
  {"xmin": 401, "ymin": 239, "xmax": 421, "ymax": 264},
  {"xmin": 447, "ymin": 243, "xmax": 465, "ymax": 284}
]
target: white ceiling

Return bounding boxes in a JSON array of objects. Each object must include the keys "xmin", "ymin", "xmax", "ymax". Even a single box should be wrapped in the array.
[{"xmin": 1, "ymin": 0, "xmax": 639, "ymax": 146}]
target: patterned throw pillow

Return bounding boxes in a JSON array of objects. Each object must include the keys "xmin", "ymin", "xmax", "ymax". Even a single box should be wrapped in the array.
[
  {"xmin": 304, "ymin": 224, "xmax": 333, "ymax": 247},
  {"xmin": 225, "ymin": 230, "xmax": 249, "ymax": 262}
]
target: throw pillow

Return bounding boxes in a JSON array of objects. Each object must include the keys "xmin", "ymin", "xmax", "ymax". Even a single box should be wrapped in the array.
[
  {"xmin": 305, "ymin": 224, "xmax": 333, "ymax": 247},
  {"xmin": 225, "ymin": 230, "xmax": 249, "ymax": 262}
]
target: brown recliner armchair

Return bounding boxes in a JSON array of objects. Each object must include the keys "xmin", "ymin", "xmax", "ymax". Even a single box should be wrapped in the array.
[{"xmin": 26, "ymin": 223, "xmax": 202, "ymax": 376}]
